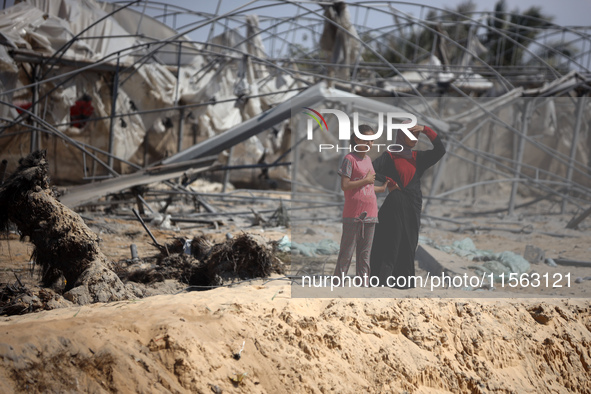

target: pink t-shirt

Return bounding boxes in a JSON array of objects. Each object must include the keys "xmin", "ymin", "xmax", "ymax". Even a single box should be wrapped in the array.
[{"xmin": 338, "ymin": 153, "xmax": 378, "ymax": 223}]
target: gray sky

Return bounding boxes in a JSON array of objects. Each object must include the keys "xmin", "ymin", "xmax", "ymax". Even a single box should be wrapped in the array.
[
  {"xmin": 2, "ymin": 1, "xmax": 588, "ymax": 44},
  {"xmin": 190, "ymin": 0, "xmax": 590, "ymax": 28},
  {"xmin": 2, "ymin": 1, "xmax": 587, "ymax": 27}
]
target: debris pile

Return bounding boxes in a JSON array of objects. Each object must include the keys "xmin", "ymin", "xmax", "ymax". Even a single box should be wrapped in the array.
[
  {"xmin": 118, "ymin": 253, "xmax": 199, "ymax": 286},
  {"xmin": 0, "ymin": 151, "xmax": 290, "ymax": 315},
  {"xmin": 202, "ymin": 233, "xmax": 284, "ymax": 286},
  {"xmin": 117, "ymin": 234, "xmax": 285, "ymax": 289},
  {"xmin": 0, "ymin": 281, "xmax": 64, "ymax": 315}
]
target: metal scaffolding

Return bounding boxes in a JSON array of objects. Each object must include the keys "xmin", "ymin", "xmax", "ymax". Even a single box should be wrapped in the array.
[{"xmin": 0, "ymin": 0, "xmax": 589, "ymax": 220}]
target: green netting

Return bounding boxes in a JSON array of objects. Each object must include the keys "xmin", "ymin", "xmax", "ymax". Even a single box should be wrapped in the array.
[
  {"xmin": 277, "ymin": 236, "xmax": 340, "ymax": 257},
  {"xmin": 420, "ymin": 236, "xmax": 531, "ymax": 282}
]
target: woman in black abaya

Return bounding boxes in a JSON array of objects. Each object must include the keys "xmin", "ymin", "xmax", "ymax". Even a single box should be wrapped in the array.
[{"xmin": 370, "ymin": 124, "xmax": 445, "ymax": 288}]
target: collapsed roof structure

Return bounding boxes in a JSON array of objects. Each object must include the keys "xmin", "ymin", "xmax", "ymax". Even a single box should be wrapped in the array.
[{"xmin": 0, "ymin": 0, "xmax": 589, "ymax": 220}]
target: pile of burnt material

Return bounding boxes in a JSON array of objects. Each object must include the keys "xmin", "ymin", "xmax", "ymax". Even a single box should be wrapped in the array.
[
  {"xmin": 0, "ymin": 279, "xmax": 71, "ymax": 316},
  {"xmin": 116, "ymin": 233, "xmax": 285, "ymax": 289}
]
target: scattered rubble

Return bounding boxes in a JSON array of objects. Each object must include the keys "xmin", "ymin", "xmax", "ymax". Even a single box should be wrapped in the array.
[
  {"xmin": 0, "ymin": 152, "xmax": 285, "ymax": 315},
  {"xmin": 116, "ymin": 233, "xmax": 285, "ymax": 289}
]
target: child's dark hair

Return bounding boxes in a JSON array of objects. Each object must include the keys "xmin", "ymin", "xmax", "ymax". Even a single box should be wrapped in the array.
[{"xmin": 350, "ymin": 124, "xmax": 374, "ymax": 147}]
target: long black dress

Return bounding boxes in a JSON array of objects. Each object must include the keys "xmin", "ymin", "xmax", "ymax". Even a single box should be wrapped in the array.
[{"xmin": 370, "ymin": 133, "xmax": 446, "ymax": 288}]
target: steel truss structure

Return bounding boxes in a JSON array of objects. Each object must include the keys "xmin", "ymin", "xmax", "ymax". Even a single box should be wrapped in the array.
[{"xmin": 0, "ymin": 0, "xmax": 589, "ymax": 220}]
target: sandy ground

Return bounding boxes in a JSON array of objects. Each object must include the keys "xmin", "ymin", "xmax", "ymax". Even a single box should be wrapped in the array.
[
  {"xmin": 0, "ymin": 192, "xmax": 590, "ymax": 393},
  {"xmin": 0, "ymin": 280, "xmax": 590, "ymax": 393}
]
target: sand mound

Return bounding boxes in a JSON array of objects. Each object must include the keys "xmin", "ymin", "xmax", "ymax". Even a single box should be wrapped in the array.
[{"xmin": 1, "ymin": 281, "xmax": 589, "ymax": 393}]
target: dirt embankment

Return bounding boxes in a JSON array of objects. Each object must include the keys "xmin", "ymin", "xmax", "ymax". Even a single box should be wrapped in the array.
[{"xmin": 0, "ymin": 282, "xmax": 589, "ymax": 393}]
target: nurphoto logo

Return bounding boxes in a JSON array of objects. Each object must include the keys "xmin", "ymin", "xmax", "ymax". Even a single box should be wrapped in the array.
[{"xmin": 302, "ymin": 108, "xmax": 419, "ymax": 152}]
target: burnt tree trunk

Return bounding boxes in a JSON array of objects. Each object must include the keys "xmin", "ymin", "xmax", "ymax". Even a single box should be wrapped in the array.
[{"xmin": 0, "ymin": 151, "xmax": 131, "ymax": 305}]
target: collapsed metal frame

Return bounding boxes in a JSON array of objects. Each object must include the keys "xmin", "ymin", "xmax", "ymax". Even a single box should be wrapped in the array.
[{"xmin": 0, "ymin": 0, "xmax": 590, "ymax": 219}]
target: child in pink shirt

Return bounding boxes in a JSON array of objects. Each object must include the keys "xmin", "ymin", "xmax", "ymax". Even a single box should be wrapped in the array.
[{"xmin": 333, "ymin": 124, "xmax": 390, "ymax": 286}]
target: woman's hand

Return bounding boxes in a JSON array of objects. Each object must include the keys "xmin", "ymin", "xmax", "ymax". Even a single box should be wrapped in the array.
[
  {"xmin": 384, "ymin": 176, "xmax": 400, "ymax": 192},
  {"xmin": 387, "ymin": 179, "xmax": 400, "ymax": 192},
  {"xmin": 408, "ymin": 124, "xmax": 425, "ymax": 133},
  {"xmin": 387, "ymin": 183, "xmax": 400, "ymax": 192}
]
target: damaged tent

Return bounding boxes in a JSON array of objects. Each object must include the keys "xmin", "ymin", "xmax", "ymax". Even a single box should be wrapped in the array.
[
  {"xmin": 0, "ymin": 0, "xmax": 304, "ymax": 187},
  {"xmin": 0, "ymin": 0, "xmax": 589, "ymax": 213}
]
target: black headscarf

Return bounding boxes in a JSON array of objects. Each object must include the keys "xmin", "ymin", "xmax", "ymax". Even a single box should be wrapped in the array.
[{"xmin": 389, "ymin": 129, "xmax": 414, "ymax": 160}]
